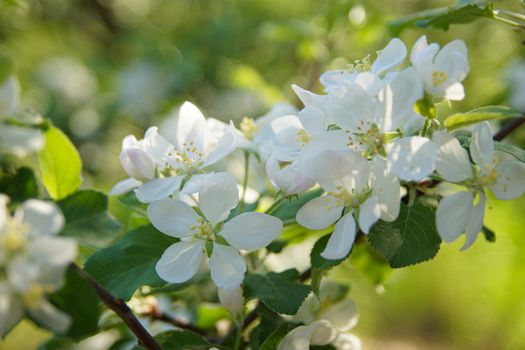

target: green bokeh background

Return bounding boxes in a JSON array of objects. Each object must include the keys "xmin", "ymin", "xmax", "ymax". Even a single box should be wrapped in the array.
[{"xmin": 0, "ymin": 0, "xmax": 524, "ymax": 349}]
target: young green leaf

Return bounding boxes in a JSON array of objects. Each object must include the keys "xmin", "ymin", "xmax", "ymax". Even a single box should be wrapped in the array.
[
  {"xmin": 260, "ymin": 323, "xmax": 289, "ymax": 350},
  {"xmin": 368, "ymin": 203, "xmax": 441, "ymax": 268},
  {"xmin": 271, "ymin": 189, "xmax": 322, "ymax": 222},
  {"xmin": 444, "ymin": 106, "xmax": 520, "ymax": 131},
  {"xmin": 58, "ymin": 190, "xmax": 122, "ymax": 249},
  {"xmin": 37, "ymin": 127, "xmax": 82, "ymax": 200},
  {"xmin": 244, "ymin": 269, "xmax": 311, "ymax": 315},
  {"xmin": 84, "ymin": 225, "xmax": 178, "ymax": 300}
]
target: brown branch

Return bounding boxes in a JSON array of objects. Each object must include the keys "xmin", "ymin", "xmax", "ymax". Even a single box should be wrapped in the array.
[
  {"xmin": 493, "ymin": 113, "xmax": 525, "ymax": 141},
  {"xmin": 147, "ymin": 309, "xmax": 207, "ymax": 336},
  {"xmin": 72, "ymin": 264, "xmax": 164, "ymax": 350}
]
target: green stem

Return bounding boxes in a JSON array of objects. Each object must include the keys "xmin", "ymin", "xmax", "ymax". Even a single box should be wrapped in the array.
[
  {"xmin": 493, "ymin": 13, "xmax": 525, "ymax": 29},
  {"xmin": 233, "ymin": 324, "xmax": 242, "ymax": 350},
  {"xmin": 264, "ymin": 197, "xmax": 285, "ymax": 215},
  {"xmin": 238, "ymin": 152, "xmax": 250, "ymax": 214}
]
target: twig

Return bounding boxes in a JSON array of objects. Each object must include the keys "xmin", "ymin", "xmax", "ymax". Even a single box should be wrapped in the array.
[
  {"xmin": 493, "ymin": 114, "xmax": 525, "ymax": 141},
  {"xmin": 72, "ymin": 264, "xmax": 164, "ymax": 350},
  {"xmin": 148, "ymin": 309, "xmax": 207, "ymax": 336}
]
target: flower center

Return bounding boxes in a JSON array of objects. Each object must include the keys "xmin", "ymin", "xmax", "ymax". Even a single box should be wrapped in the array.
[
  {"xmin": 1, "ymin": 219, "xmax": 29, "ymax": 256},
  {"xmin": 296, "ymin": 129, "xmax": 312, "ymax": 146},
  {"xmin": 346, "ymin": 122, "xmax": 385, "ymax": 158},
  {"xmin": 22, "ymin": 284, "xmax": 45, "ymax": 309},
  {"xmin": 165, "ymin": 143, "xmax": 205, "ymax": 174},
  {"xmin": 240, "ymin": 117, "xmax": 258, "ymax": 140},
  {"xmin": 348, "ymin": 54, "xmax": 371, "ymax": 73},
  {"xmin": 192, "ymin": 218, "xmax": 216, "ymax": 241},
  {"xmin": 432, "ymin": 71, "xmax": 448, "ymax": 86},
  {"xmin": 476, "ymin": 167, "xmax": 499, "ymax": 187}
]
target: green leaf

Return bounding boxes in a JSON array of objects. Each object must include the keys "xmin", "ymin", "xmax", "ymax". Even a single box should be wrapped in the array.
[
  {"xmin": 49, "ymin": 266, "xmax": 100, "ymax": 339},
  {"xmin": 0, "ymin": 167, "xmax": 38, "ymax": 203},
  {"xmin": 58, "ymin": 190, "xmax": 122, "ymax": 249},
  {"xmin": 244, "ymin": 269, "xmax": 311, "ymax": 315},
  {"xmin": 134, "ymin": 330, "xmax": 216, "ymax": 350},
  {"xmin": 37, "ymin": 127, "xmax": 82, "ymax": 200},
  {"xmin": 368, "ymin": 203, "xmax": 441, "ymax": 268},
  {"xmin": 260, "ymin": 323, "xmax": 289, "ymax": 350},
  {"xmin": 84, "ymin": 225, "xmax": 177, "ymax": 300},
  {"xmin": 390, "ymin": 2, "xmax": 495, "ymax": 34},
  {"xmin": 310, "ymin": 268, "xmax": 325, "ymax": 298},
  {"xmin": 249, "ymin": 304, "xmax": 286, "ymax": 350},
  {"xmin": 271, "ymin": 189, "xmax": 322, "ymax": 222},
  {"xmin": 444, "ymin": 106, "xmax": 520, "ymax": 131}
]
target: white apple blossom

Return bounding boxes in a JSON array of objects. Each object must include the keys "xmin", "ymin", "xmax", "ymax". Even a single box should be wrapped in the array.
[
  {"xmin": 410, "ymin": 35, "xmax": 469, "ymax": 100},
  {"xmin": 0, "ymin": 195, "xmax": 77, "ymax": 335},
  {"xmin": 432, "ymin": 123, "xmax": 525, "ymax": 249},
  {"xmin": 111, "ymin": 101, "xmax": 238, "ymax": 203},
  {"xmin": 147, "ymin": 172, "xmax": 282, "ymax": 290},
  {"xmin": 296, "ymin": 150, "xmax": 400, "ymax": 260},
  {"xmin": 278, "ymin": 299, "xmax": 361, "ymax": 350},
  {"xmin": 0, "ymin": 76, "xmax": 45, "ymax": 157}
]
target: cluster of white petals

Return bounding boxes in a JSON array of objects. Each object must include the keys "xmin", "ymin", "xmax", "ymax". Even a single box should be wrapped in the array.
[
  {"xmin": 0, "ymin": 76, "xmax": 45, "ymax": 156},
  {"xmin": 0, "ymin": 194, "xmax": 77, "ymax": 335}
]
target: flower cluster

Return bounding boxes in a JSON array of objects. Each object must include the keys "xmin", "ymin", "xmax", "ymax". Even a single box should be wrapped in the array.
[
  {"xmin": 113, "ymin": 36, "xmax": 525, "ymax": 293},
  {"xmin": 0, "ymin": 195, "xmax": 77, "ymax": 335}
]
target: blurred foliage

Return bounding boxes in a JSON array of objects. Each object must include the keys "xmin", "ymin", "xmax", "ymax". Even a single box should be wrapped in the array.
[{"xmin": 1, "ymin": 0, "xmax": 525, "ymax": 349}]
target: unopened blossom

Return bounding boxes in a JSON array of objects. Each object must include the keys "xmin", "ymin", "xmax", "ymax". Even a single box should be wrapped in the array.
[
  {"xmin": 0, "ymin": 195, "xmax": 77, "ymax": 335},
  {"xmin": 111, "ymin": 101, "xmax": 238, "ymax": 203},
  {"xmin": 296, "ymin": 150, "xmax": 400, "ymax": 260},
  {"xmin": 0, "ymin": 76, "xmax": 45, "ymax": 156},
  {"xmin": 432, "ymin": 123, "xmax": 525, "ymax": 249},
  {"xmin": 411, "ymin": 35, "xmax": 469, "ymax": 100},
  {"xmin": 148, "ymin": 172, "xmax": 282, "ymax": 289}
]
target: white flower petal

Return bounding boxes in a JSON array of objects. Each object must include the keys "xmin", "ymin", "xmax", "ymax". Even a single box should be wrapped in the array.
[
  {"xmin": 202, "ymin": 121, "xmax": 238, "ymax": 167},
  {"xmin": 209, "ymin": 244, "xmax": 246, "ymax": 290},
  {"xmin": 0, "ymin": 125, "xmax": 45, "ymax": 156},
  {"xmin": 147, "ymin": 199, "xmax": 200, "ymax": 238},
  {"xmin": 333, "ymin": 333, "xmax": 362, "ymax": 350},
  {"xmin": 218, "ymin": 287, "xmax": 244, "ymax": 318},
  {"xmin": 432, "ymin": 131, "xmax": 473, "ymax": 182},
  {"xmin": 0, "ymin": 283, "xmax": 23, "ymax": 337},
  {"xmin": 490, "ymin": 158, "xmax": 525, "ymax": 200},
  {"xmin": 462, "ymin": 194, "xmax": 486, "ymax": 251},
  {"xmin": 277, "ymin": 324, "xmax": 313, "ymax": 350},
  {"xmin": 155, "ymin": 240, "xmax": 204, "ymax": 283},
  {"xmin": 436, "ymin": 191, "xmax": 473, "ymax": 243},
  {"xmin": 198, "ymin": 172, "xmax": 239, "ymax": 226},
  {"xmin": 220, "ymin": 212, "xmax": 283, "ymax": 251},
  {"xmin": 265, "ymin": 155, "xmax": 316, "ymax": 195},
  {"xmin": 470, "ymin": 122, "xmax": 494, "ymax": 169},
  {"xmin": 119, "ymin": 147, "xmax": 156, "ymax": 182},
  {"xmin": 298, "ymin": 106, "xmax": 327, "ymax": 136},
  {"xmin": 109, "ymin": 178, "xmax": 142, "ymax": 196},
  {"xmin": 371, "ymin": 38, "xmax": 407, "ymax": 75},
  {"xmin": 7, "ymin": 256, "xmax": 40, "ymax": 293},
  {"xmin": 320, "ymin": 299, "xmax": 359, "ymax": 332},
  {"xmin": 181, "ymin": 173, "xmax": 215, "ymax": 194},
  {"xmin": 19, "ymin": 199, "xmax": 64, "ymax": 236},
  {"xmin": 143, "ymin": 127, "xmax": 172, "ymax": 165},
  {"xmin": 321, "ymin": 213, "xmax": 356, "ymax": 260},
  {"xmin": 309, "ymin": 320, "xmax": 339, "ymax": 346},
  {"xmin": 370, "ymin": 157, "xmax": 400, "ymax": 221},
  {"xmin": 355, "ymin": 72, "xmax": 385, "ymax": 96},
  {"xmin": 307, "ymin": 148, "xmax": 367, "ymax": 182},
  {"xmin": 387, "ymin": 136, "xmax": 436, "ymax": 181},
  {"xmin": 358, "ymin": 196, "xmax": 381, "ymax": 234},
  {"xmin": 28, "ymin": 298, "xmax": 72, "ymax": 333},
  {"xmin": 176, "ymin": 101, "xmax": 208, "ymax": 152},
  {"xmin": 27, "ymin": 236, "xmax": 77, "ymax": 267},
  {"xmin": 296, "ymin": 195, "xmax": 344, "ymax": 230},
  {"xmin": 134, "ymin": 176, "xmax": 183, "ymax": 203},
  {"xmin": 291, "ymin": 84, "xmax": 327, "ymax": 110}
]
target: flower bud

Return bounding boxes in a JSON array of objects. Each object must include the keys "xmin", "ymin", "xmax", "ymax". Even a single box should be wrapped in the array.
[{"xmin": 119, "ymin": 147, "xmax": 156, "ymax": 182}]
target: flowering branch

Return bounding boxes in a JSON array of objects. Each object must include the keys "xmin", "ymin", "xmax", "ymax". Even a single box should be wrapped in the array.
[
  {"xmin": 72, "ymin": 264, "xmax": 164, "ymax": 350},
  {"xmin": 145, "ymin": 308, "xmax": 207, "ymax": 336},
  {"xmin": 493, "ymin": 113, "xmax": 525, "ymax": 141}
]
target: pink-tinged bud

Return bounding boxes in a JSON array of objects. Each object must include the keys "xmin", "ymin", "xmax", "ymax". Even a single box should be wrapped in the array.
[{"xmin": 119, "ymin": 147, "xmax": 156, "ymax": 182}]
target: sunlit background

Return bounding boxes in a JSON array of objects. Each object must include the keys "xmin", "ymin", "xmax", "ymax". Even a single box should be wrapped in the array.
[{"xmin": 1, "ymin": 0, "xmax": 524, "ymax": 349}]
